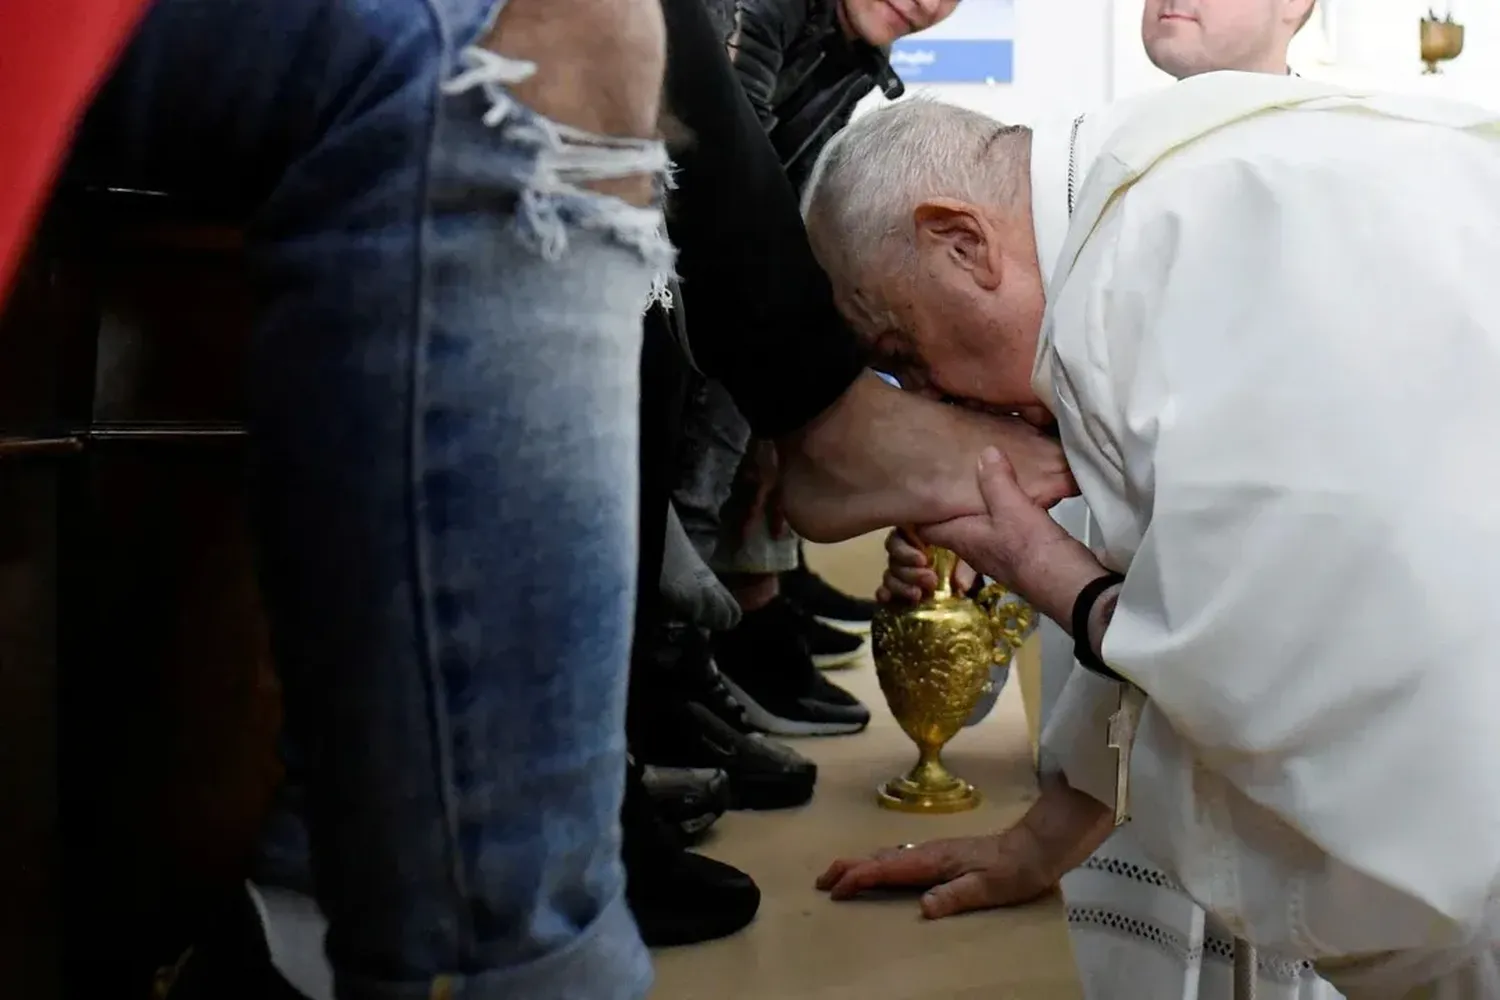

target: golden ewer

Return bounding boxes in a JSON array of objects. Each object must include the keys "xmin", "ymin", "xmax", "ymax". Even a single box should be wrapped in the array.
[{"xmin": 871, "ymin": 547, "xmax": 1037, "ymax": 813}]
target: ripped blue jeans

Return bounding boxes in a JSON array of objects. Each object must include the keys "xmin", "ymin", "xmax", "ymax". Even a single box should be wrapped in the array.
[{"xmin": 76, "ymin": 0, "xmax": 670, "ymax": 997}]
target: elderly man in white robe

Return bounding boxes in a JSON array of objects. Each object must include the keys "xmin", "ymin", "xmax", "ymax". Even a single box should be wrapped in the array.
[
  {"xmin": 848, "ymin": 3, "xmax": 1341, "ymax": 998},
  {"xmin": 808, "ymin": 72, "xmax": 1500, "ymax": 999}
]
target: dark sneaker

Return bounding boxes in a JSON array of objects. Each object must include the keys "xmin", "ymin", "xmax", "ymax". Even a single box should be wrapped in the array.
[
  {"xmin": 799, "ymin": 611, "xmax": 866, "ymax": 669},
  {"xmin": 630, "ymin": 850, "xmax": 762, "ymax": 949},
  {"xmin": 623, "ymin": 760, "xmax": 760, "ymax": 947},
  {"xmin": 634, "ymin": 622, "xmax": 755, "ymax": 733},
  {"xmin": 636, "ymin": 699, "xmax": 817, "ymax": 810},
  {"xmin": 713, "ymin": 598, "xmax": 871, "ymax": 737},
  {"xmin": 782, "ymin": 555, "xmax": 878, "ymax": 634},
  {"xmin": 630, "ymin": 623, "xmax": 818, "ymax": 809},
  {"xmin": 809, "ymin": 669, "xmax": 863, "ymax": 708},
  {"xmin": 641, "ymin": 762, "xmax": 731, "ymax": 843}
]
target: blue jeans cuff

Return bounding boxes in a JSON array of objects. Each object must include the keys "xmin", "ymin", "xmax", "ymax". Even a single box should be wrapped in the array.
[{"xmin": 339, "ymin": 893, "xmax": 652, "ymax": 1000}]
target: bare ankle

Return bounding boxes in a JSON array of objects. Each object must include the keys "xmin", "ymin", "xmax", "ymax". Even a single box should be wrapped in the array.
[{"xmin": 729, "ymin": 574, "xmax": 779, "ymax": 613}]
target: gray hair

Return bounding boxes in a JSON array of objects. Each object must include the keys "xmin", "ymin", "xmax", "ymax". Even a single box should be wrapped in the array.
[{"xmin": 800, "ymin": 98, "xmax": 1030, "ymax": 296}]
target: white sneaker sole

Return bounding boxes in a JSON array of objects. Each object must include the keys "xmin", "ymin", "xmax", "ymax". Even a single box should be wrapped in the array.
[
  {"xmin": 810, "ymin": 647, "xmax": 864, "ymax": 669},
  {"xmin": 247, "ymin": 882, "xmax": 332, "ymax": 1000},
  {"xmin": 815, "ymin": 615, "xmax": 872, "ymax": 635}
]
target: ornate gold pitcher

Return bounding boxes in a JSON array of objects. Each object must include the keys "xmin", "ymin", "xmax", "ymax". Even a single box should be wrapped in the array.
[{"xmin": 871, "ymin": 547, "xmax": 1036, "ymax": 813}]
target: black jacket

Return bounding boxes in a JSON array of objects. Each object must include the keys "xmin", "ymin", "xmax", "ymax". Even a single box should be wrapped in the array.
[
  {"xmin": 660, "ymin": 0, "xmax": 865, "ymax": 438},
  {"xmin": 727, "ymin": 0, "xmax": 904, "ymax": 191}
]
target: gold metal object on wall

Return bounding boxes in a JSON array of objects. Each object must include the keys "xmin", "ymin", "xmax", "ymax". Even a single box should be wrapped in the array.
[
  {"xmin": 871, "ymin": 548, "xmax": 1036, "ymax": 813},
  {"xmin": 1420, "ymin": 15, "xmax": 1464, "ymax": 74}
]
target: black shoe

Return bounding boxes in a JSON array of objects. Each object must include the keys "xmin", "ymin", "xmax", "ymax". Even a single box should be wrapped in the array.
[
  {"xmin": 782, "ymin": 555, "xmax": 878, "ymax": 634},
  {"xmin": 623, "ymin": 760, "xmax": 760, "ymax": 947},
  {"xmin": 634, "ymin": 698, "xmax": 817, "ymax": 809},
  {"xmin": 799, "ymin": 611, "xmax": 866, "ymax": 669},
  {"xmin": 641, "ymin": 761, "xmax": 731, "ymax": 843},
  {"xmin": 808, "ymin": 669, "xmax": 863, "ymax": 708},
  {"xmin": 631, "ymin": 623, "xmax": 818, "ymax": 809},
  {"xmin": 713, "ymin": 598, "xmax": 871, "ymax": 737},
  {"xmin": 630, "ymin": 850, "xmax": 762, "ymax": 949},
  {"xmin": 636, "ymin": 622, "xmax": 755, "ymax": 733}
]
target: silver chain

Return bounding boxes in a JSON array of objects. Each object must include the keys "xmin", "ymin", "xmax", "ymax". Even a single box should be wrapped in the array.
[{"xmin": 1067, "ymin": 113, "xmax": 1086, "ymax": 218}]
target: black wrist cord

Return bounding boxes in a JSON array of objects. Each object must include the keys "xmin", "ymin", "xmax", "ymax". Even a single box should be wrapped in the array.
[{"xmin": 1071, "ymin": 572, "xmax": 1125, "ymax": 682}]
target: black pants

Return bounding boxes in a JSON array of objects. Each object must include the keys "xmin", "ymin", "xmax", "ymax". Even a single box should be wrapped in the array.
[{"xmin": 631, "ymin": 307, "xmax": 692, "ymax": 694}]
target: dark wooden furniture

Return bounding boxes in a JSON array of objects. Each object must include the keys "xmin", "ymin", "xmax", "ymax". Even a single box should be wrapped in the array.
[{"xmin": 0, "ymin": 189, "xmax": 284, "ymax": 999}]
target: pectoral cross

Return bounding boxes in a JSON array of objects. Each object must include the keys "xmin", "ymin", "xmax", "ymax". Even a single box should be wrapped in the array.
[{"xmin": 1106, "ymin": 685, "xmax": 1148, "ymax": 826}]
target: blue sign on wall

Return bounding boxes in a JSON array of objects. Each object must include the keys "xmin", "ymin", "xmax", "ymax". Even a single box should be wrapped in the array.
[
  {"xmin": 889, "ymin": 0, "xmax": 1016, "ymax": 84},
  {"xmin": 888, "ymin": 40, "xmax": 1014, "ymax": 83}
]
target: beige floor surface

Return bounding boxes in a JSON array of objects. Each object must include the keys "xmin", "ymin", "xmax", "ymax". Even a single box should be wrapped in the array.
[{"xmin": 650, "ymin": 536, "xmax": 1081, "ymax": 1000}]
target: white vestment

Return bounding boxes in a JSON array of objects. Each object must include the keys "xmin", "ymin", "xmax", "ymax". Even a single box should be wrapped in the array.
[{"xmin": 1031, "ymin": 72, "xmax": 1500, "ymax": 999}]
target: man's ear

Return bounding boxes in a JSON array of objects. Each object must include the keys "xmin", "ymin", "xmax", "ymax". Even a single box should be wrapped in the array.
[{"xmin": 912, "ymin": 199, "xmax": 1002, "ymax": 290}]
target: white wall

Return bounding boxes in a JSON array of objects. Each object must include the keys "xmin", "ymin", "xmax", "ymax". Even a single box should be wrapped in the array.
[
  {"xmin": 855, "ymin": 0, "xmax": 1500, "ymax": 125},
  {"xmin": 854, "ymin": 0, "xmax": 1114, "ymax": 126},
  {"xmin": 1317, "ymin": 0, "xmax": 1500, "ymax": 109},
  {"xmin": 1110, "ymin": 0, "xmax": 1172, "ymax": 100}
]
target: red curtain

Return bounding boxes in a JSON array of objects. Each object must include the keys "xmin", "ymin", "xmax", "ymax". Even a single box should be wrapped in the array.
[{"xmin": 0, "ymin": 0, "xmax": 150, "ymax": 299}]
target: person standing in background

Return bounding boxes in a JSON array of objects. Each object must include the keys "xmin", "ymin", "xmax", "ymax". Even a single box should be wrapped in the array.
[
  {"xmin": 831, "ymin": 4, "xmax": 1341, "ymax": 999},
  {"xmin": 1143, "ymin": 0, "xmax": 1314, "ymax": 78},
  {"xmin": 655, "ymin": 0, "xmax": 963, "ymax": 747},
  {"xmin": 622, "ymin": 0, "xmax": 1074, "ymax": 955}
]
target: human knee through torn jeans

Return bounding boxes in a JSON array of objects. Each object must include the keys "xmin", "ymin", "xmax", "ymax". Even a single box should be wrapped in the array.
[{"xmin": 76, "ymin": 0, "xmax": 672, "ymax": 997}]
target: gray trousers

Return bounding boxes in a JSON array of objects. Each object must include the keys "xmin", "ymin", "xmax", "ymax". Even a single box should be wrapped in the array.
[{"xmin": 673, "ymin": 372, "xmax": 801, "ymax": 575}]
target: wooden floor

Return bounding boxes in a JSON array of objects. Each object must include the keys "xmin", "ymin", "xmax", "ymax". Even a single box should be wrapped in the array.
[{"xmin": 650, "ymin": 536, "xmax": 1082, "ymax": 1000}]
